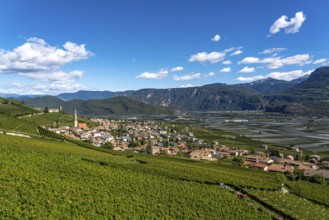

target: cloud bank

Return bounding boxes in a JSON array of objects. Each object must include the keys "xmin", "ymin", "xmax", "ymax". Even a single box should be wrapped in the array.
[{"xmin": 0, "ymin": 37, "xmax": 92, "ymax": 94}]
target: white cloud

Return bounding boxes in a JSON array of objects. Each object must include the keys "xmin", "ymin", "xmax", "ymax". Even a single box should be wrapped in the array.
[
  {"xmin": 171, "ymin": 66, "xmax": 184, "ymax": 72},
  {"xmin": 313, "ymin": 58, "xmax": 327, "ymax": 64},
  {"xmin": 179, "ymin": 84, "xmax": 195, "ymax": 88},
  {"xmin": 220, "ymin": 67, "xmax": 231, "ymax": 73},
  {"xmin": 0, "ymin": 37, "xmax": 92, "ymax": 94},
  {"xmin": 269, "ymin": 11, "xmax": 306, "ymax": 35},
  {"xmin": 211, "ymin": 34, "xmax": 221, "ymax": 42},
  {"xmin": 19, "ymin": 70, "xmax": 84, "ymax": 82},
  {"xmin": 222, "ymin": 60, "xmax": 232, "ymax": 65},
  {"xmin": 8, "ymin": 80, "xmax": 86, "ymax": 95},
  {"xmin": 264, "ymin": 54, "xmax": 311, "ymax": 69},
  {"xmin": 188, "ymin": 51, "xmax": 225, "ymax": 63},
  {"xmin": 224, "ymin": 47, "xmax": 235, "ymax": 53},
  {"xmin": 230, "ymin": 50, "xmax": 243, "ymax": 56},
  {"xmin": 0, "ymin": 37, "xmax": 92, "ymax": 74},
  {"xmin": 266, "ymin": 70, "xmax": 312, "ymax": 81},
  {"xmin": 260, "ymin": 48, "xmax": 286, "ymax": 54},
  {"xmin": 236, "ymin": 69, "xmax": 312, "ymax": 82},
  {"xmin": 239, "ymin": 57, "xmax": 260, "ymax": 64},
  {"xmin": 207, "ymin": 72, "xmax": 215, "ymax": 77},
  {"xmin": 173, "ymin": 73, "xmax": 201, "ymax": 81},
  {"xmin": 239, "ymin": 67, "xmax": 255, "ymax": 73},
  {"xmin": 136, "ymin": 69, "xmax": 169, "ymax": 80},
  {"xmin": 239, "ymin": 54, "xmax": 311, "ymax": 69},
  {"xmin": 173, "ymin": 72, "xmax": 215, "ymax": 81},
  {"xmin": 236, "ymin": 75, "xmax": 265, "ymax": 82},
  {"xmin": 8, "ymin": 70, "xmax": 86, "ymax": 94}
]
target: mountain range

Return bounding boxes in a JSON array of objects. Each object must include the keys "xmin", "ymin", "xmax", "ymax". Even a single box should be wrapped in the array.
[
  {"xmin": 6, "ymin": 66, "xmax": 329, "ymax": 115},
  {"xmin": 266, "ymin": 67, "xmax": 329, "ymax": 114}
]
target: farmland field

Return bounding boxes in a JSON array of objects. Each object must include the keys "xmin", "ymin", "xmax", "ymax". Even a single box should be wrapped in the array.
[
  {"xmin": 0, "ymin": 134, "xmax": 277, "ymax": 219},
  {"xmin": 189, "ymin": 112, "xmax": 329, "ymax": 153},
  {"xmin": 1, "ymin": 134, "xmax": 328, "ymax": 219}
]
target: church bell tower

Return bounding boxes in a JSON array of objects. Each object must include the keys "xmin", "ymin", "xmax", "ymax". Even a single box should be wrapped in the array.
[{"xmin": 73, "ymin": 109, "xmax": 78, "ymax": 128}]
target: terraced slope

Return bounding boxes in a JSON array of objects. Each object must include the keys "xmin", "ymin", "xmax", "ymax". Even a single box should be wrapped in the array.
[{"xmin": 1, "ymin": 134, "xmax": 328, "ymax": 219}]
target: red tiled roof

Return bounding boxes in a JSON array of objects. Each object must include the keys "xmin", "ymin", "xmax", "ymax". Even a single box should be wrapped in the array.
[{"xmin": 268, "ymin": 164, "xmax": 294, "ymax": 173}]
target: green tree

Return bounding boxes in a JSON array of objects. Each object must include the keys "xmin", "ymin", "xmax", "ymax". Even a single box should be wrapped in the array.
[
  {"xmin": 293, "ymin": 168, "xmax": 304, "ymax": 180},
  {"xmin": 44, "ymin": 106, "xmax": 49, "ymax": 113},
  {"xmin": 310, "ymin": 174, "xmax": 326, "ymax": 185},
  {"xmin": 102, "ymin": 142, "xmax": 114, "ymax": 150},
  {"xmin": 146, "ymin": 139, "xmax": 153, "ymax": 155},
  {"xmin": 129, "ymin": 140, "xmax": 139, "ymax": 148},
  {"xmin": 275, "ymin": 173, "xmax": 287, "ymax": 185},
  {"xmin": 232, "ymin": 156, "xmax": 244, "ymax": 167}
]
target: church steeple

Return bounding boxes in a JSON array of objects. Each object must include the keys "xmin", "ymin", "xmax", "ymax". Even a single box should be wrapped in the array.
[{"xmin": 73, "ymin": 108, "xmax": 78, "ymax": 128}]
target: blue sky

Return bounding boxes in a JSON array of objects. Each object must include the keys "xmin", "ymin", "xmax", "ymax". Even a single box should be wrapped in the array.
[{"xmin": 0, "ymin": 0, "xmax": 329, "ymax": 94}]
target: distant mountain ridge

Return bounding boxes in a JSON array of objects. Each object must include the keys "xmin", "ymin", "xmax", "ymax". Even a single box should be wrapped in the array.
[
  {"xmin": 55, "ymin": 75, "xmax": 308, "ymax": 101},
  {"xmin": 18, "ymin": 96, "xmax": 176, "ymax": 116},
  {"xmin": 236, "ymin": 75, "xmax": 309, "ymax": 95},
  {"xmin": 126, "ymin": 83, "xmax": 265, "ymax": 111},
  {"xmin": 58, "ymin": 90, "xmax": 134, "ymax": 101},
  {"xmin": 6, "ymin": 68, "xmax": 329, "ymax": 114},
  {"xmin": 266, "ymin": 67, "xmax": 329, "ymax": 114},
  {"xmin": 0, "ymin": 93, "xmax": 42, "ymax": 99}
]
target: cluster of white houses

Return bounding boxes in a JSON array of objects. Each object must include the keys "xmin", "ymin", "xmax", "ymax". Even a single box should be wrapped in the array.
[
  {"xmin": 190, "ymin": 147, "xmax": 329, "ymax": 181},
  {"xmin": 49, "ymin": 110, "xmax": 329, "ymax": 182}
]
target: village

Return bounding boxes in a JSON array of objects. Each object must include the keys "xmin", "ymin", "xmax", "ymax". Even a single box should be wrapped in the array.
[{"xmin": 48, "ymin": 110, "xmax": 329, "ymax": 183}]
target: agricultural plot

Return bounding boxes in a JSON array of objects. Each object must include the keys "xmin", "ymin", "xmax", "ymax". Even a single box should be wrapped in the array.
[
  {"xmin": 0, "ymin": 134, "xmax": 275, "ymax": 219},
  {"xmin": 247, "ymin": 189, "xmax": 329, "ymax": 220},
  {"xmin": 0, "ymin": 102, "xmax": 38, "ymax": 116},
  {"xmin": 0, "ymin": 115, "xmax": 38, "ymax": 135},
  {"xmin": 0, "ymin": 131, "xmax": 328, "ymax": 219},
  {"xmin": 23, "ymin": 112, "xmax": 97, "ymax": 128},
  {"xmin": 287, "ymin": 181, "xmax": 329, "ymax": 207},
  {"xmin": 23, "ymin": 112, "xmax": 69, "ymax": 127},
  {"xmin": 192, "ymin": 112, "xmax": 329, "ymax": 153}
]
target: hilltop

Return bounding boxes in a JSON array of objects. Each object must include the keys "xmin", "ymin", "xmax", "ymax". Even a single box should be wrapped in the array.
[
  {"xmin": 266, "ymin": 67, "xmax": 329, "ymax": 114},
  {"xmin": 236, "ymin": 76, "xmax": 309, "ymax": 95},
  {"xmin": 0, "ymin": 99, "xmax": 95, "ymax": 136},
  {"xmin": 0, "ymin": 98, "xmax": 39, "ymax": 116},
  {"xmin": 18, "ymin": 96, "xmax": 176, "ymax": 117}
]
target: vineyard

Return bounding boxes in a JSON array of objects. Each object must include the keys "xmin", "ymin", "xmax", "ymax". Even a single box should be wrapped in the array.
[
  {"xmin": 109, "ymin": 154, "xmax": 282, "ymax": 190},
  {"xmin": 16, "ymin": 123, "xmax": 39, "ymax": 135},
  {"xmin": 287, "ymin": 181, "xmax": 329, "ymax": 207},
  {"xmin": 247, "ymin": 189, "xmax": 329, "ymax": 219},
  {"xmin": 1, "ymin": 103, "xmax": 329, "ymax": 218},
  {"xmin": 23, "ymin": 112, "xmax": 97, "ymax": 128},
  {"xmin": 0, "ymin": 134, "xmax": 275, "ymax": 219},
  {"xmin": 0, "ymin": 115, "xmax": 38, "ymax": 135},
  {"xmin": 0, "ymin": 100, "xmax": 39, "ymax": 116},
  {"xmin": 0, "ymin": 132, "xmax": 329, "ymax": 218}
]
